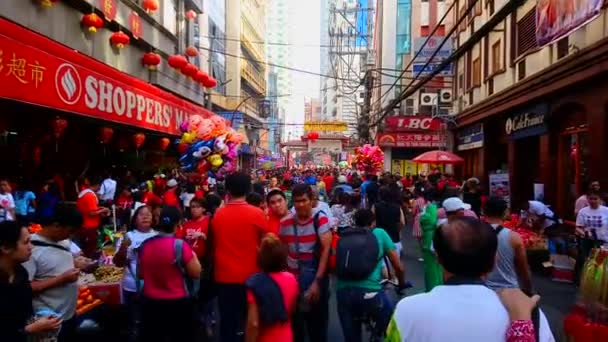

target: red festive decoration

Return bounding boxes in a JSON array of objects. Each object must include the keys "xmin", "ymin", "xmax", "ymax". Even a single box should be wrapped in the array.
[
  {"xmin": 159, "ymin": 137, "xmax": 171, "ymax": 151},
  {"xmin": 133, "ymin": 133, "xmax": 146, "ymax": 149},
  {"xmin": 193, "ymin": 70, "xmax": 209, "ymax": 84},
  {"xmin": 185, "ymin": 46, "xmax": 198, "ymax": 57},
  {"xmin": 142, "ymin": 52, "xmax": 161, "ymax": 70},
  {"xmin": 52, "ymin": 117, "xmax": 68, "ymax": 138},
  {"xmin": 110, "ymin": 31, "xmax": 130, "ymax": 49},
  {"xmin": 168, "ymin": 54, "xmax": 188, "ymax": 69},
  {"xmin": 203, "ymin": 76, "xmax": 217, "ymax": 88},
  {"xmin": 39, "ymin": 0, "xmax": 59, "ymax": 8},
  {"xmin": 185, "ymin": 10, "xmax": 197, "ymax": 20},
  {"xmin": 181, "ymin": 63, "xmax": 198, "ymax": 77},
  {"xmin": 307, "ymin": 132, "xmax": 319, "ymax": 140},
  {"xmin": 129, "ymin": 12, "xmax": 143, "ymax": 39},
  {"xmin": 142, "ymin": 0, "xmax": 159, "ymax": 13},
  {"xmin": 100, "ymin": 127, "xmax": 114, "ymax": 144},
  {"xmin": 81, "ymin": 13, "xmax": 104, "ymax": 33}
]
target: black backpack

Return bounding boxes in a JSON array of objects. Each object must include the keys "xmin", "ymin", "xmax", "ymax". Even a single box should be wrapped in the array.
[{"xmin": 335, "ymin": 227, "xmax": 379, "ymax": 280}]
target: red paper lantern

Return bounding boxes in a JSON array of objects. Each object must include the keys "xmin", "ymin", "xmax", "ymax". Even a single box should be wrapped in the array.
[
  {"xmin": 133, "ymin": 133, "xmax": 146, "ymax": 149},
  {"xmin": 203, "ymin": 76, "xmax": 217, "ymax": 88},
  {"xmin": 159, "ymin": 137, "xmax": 171, "ymax": 151},
  {"xmin": 52, "ymin": 117, "xmax": 68, "ymax": 138},
  {"xmin": 181, "ymin": 63, "xmax": 198, "ymax": 77},
  {"xmin": 168, "ymin": 54, "xmax": 188, "ymax": 69},
  {"xmin": 185, "ymin": 46, "xmax": 198, "ymax": 57},
  {"xmin": 193, "ymin": 71, "xmax": 209, "ymax": 84},
  {"xmin": 110, "ymin": 31, "xmax": 130, "ymax": 49},
  {"xmin": 81, "ymin": 13, "xmax": 104, "ymax": 33},
  {"xmin": 142, "ymin": 52, "xmax": 161, "ymax": 70},
  {"xmin": 39, "ymin": 0, "xmax": 59, "ymax": 8},
  {"xmin": 100, "ymin": 127, "xmax": 114, "ymax": 144},
  {"xmin": 142, "ymin": 0, "xmax": 159, "ymax": 13},
  {"xmin": 185, "ymin": 10, "xmax": 197, "ymax": 20},
  {"xmin": 307, "ymin": 132, "xmax": 319, "ymax": 140}
]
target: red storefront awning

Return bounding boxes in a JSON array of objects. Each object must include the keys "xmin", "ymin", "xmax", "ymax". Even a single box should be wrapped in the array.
[{"xmin": 0, "ymin": 18, "xmax": 213, "ymax": 136}]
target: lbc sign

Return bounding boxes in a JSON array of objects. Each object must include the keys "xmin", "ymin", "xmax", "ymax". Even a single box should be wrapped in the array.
[{"xmin": 385, "ymin": 116, "xmax": 444, "ymax": 132}]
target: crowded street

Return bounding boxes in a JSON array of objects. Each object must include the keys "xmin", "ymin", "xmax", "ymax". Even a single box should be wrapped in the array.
[{"xmin": 2, "ymin": 0, "xmax": 608, "ymax": 341}]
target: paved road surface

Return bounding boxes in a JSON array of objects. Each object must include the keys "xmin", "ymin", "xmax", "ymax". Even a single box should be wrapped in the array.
[{"xmin": 327, "ymin": 229, "xmax": 577, "ymax": 342}]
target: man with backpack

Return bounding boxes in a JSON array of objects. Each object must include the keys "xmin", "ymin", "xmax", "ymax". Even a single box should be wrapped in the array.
[
  {"xmin": 278, "ymin": 184, "xmax": 332, "ymax": 342},
  {"xmin": 335, "ymin": 208, "xmax": 405, "ymax": 342}
]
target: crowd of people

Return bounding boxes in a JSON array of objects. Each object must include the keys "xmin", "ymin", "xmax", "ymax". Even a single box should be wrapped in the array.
[{"xmin": 5, "ymin": 164, "xmax": 603, "ymax": 341}]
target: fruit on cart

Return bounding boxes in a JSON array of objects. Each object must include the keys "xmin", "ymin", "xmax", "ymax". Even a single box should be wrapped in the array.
[
  {"xmin": 93, "ymin": 265, "xmax": 123, "ymax": 283},
  {"xmin": 76, "ymin": 286, "xmax": 103, "ymax": 315}
]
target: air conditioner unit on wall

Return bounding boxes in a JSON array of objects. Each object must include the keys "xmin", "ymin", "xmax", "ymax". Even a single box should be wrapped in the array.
[
  {"xmin": 420, "ymin": 93, "xmax": 437, "ymax": 106},
  {"xmin": 439, "ymin": 89, "xmax": 453, "ymax": 104}
]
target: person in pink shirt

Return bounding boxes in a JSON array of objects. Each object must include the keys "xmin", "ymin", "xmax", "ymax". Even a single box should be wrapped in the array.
[
  {"xmin": 245, "ymin": 234, "xmax": 298, "ymax": 342},
  {"xmin": 138, "ymin": 206, "xmax": 202, "ymax": 341}
]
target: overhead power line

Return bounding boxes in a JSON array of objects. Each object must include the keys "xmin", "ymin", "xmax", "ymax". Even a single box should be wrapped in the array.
[
  {"xmin": 371, "ymin": 0, "xmax": 490, "ymax": 128},
  {"xmin": 201, "ymin": 35, "xmax": 332, "ymax": 48},
  {"xmin": 369, "ymin": 0, "xmax": 457, "ymax": 111},
  {"xmin": 198, "ymin": 46, "xmax": 351, "ymax": 81}
]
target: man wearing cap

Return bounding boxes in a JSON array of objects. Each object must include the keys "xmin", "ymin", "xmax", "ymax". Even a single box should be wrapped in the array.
[
  {"xmin": 437, "ymin": 197, "xmax": 478, "ymax": 226},
  {"xmin": 333, "ymin": 175, "xmax": 354, "ymax": 198},
  {"xmin": 163, "ymin": 179, "xmax": 180, "ymax": 208}
]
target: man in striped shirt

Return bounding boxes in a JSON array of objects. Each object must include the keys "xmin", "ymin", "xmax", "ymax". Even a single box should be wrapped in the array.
[{"xmin": 279, "ymin": 184, "xmax": 332, "ymax": 342}]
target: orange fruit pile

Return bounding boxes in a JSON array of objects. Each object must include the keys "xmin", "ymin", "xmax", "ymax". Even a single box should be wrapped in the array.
[{"xmin": 76, "ymin": 286, "xmax": 103, "ymax": 316}]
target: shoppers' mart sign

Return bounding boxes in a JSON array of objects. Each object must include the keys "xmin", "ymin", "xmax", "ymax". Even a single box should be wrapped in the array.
[
  {"xmin": 304, "ymin": 121, "xmax": 348, "ymax": 132},
  {"xmin": 0, "ymin": 18, "xmax": 215, "ymax": 135}
]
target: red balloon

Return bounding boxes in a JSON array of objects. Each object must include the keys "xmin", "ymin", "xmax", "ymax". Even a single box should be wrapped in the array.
[
  {"xmin": 177, "ymin": 143, "xmax": 188, "ymax": 154},
  {"xmin": 159, "ymin": 137, "xmax": 171, "ymax": 151},
  {"xmin": 132, "ymin": 133, "xmax": 146, "ymax": 149}
]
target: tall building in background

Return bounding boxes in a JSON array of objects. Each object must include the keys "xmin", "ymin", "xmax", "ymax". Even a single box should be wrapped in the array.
[
  {"xmin": 224, "ymin": 0, "xmax": 268, "ymax": 171},
  {"xmin": 321, "ymin": 0, "xmax": 374, "ymax": 138},
  {"xmin": 267, "ymin": 0, "xmax": 293, "ymax": 141}
]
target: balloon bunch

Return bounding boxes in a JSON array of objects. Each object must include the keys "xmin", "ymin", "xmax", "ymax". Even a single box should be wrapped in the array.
[
  {"xmin": 178, "ymin": 115, "xmax": 243, "ymax": 178},
  {"xmin": 354, "ymin": 144, "xmax": 384, "ymax": 173}
]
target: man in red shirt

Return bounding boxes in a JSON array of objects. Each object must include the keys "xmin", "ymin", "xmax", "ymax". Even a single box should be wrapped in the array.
[
  {"xmin": 76, "ymin": 175, "xmax": 109, "ymax": 257},
  {"xmin": 211, "ymin": 172, "xmax": 271, "ymax": 342},
  {"xmin": 266, "ymin": 189, "xmax": 289, "ymax": 234},
  {"xmin": 163, "ymin": 179, "xmax": 180, "ymax": 207},
  {"xmin": 322, "ymin": 172, "xmax": 334, "ymax": 193},
  {"xmin": 176, "ymin": 197, "xmax": 209, "ymax": 258}
]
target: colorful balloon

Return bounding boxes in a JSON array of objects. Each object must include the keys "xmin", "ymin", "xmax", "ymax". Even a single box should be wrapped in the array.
[
  {"xmin": 207, "ymin": 154, "xmax": 223, "ymax": 168},
  {"xmin": 188, "ymin": 115, "xmax": 203, "ymax": 132},
  {"xmin": 181, "ymin": 132, "xmax": 196, "ymax": 144},
  {"xmin": 196, "ymin": 119, "xmax": 214, "ymax": 140}
]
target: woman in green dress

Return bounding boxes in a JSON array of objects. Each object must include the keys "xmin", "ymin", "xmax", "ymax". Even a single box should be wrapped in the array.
[{"xmin": 419, "ymin": 191, "xmax": 443, "ymax": 292}]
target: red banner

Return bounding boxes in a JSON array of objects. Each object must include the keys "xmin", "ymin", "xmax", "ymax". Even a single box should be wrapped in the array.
[
  {"xmin": 129, "ymin": 12, "xmax": 142, "ymax": 40},
  {"xmin": 99, "ymin": 0, "xmax": 118, "ymax": 21},
  {"xmin": 0, "ymin": 18, "xmax": 214, "ymax": 136},
  {"xmin": 385, "ymin": 116, "xmax": 445, "ymax": 131},
  {"xmin": 377, "ymin": 133, "xmax": 446, "ymax": 148}
]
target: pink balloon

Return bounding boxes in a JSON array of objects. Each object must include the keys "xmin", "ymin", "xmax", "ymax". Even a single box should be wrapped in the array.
[
  {"xmin": 196, "ymin": 119, "xmax": 214, "ymax": 140},
  {"xmin": 189, "ymin": 115, "xmax": 203, "ymax": 132}
]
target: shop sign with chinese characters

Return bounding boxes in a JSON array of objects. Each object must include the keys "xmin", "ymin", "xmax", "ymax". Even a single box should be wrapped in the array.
[
  {"xmin": 99, "ymin": 0, "xmax": 118, "ymax": 21},
  {"xmin": 377, "ymin": 133, "xmax": 446, "ymax": 148},
  {"xmin": 385, "ymin": 116, "xmax": 445, "ymax": 131},
  {"xmin": 0, "ymin": 18, "xmax": 214, "ymax": 135}
]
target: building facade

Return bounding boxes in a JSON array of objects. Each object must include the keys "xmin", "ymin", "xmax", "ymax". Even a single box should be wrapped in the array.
[
  {"xmin": 320, "ymin": 0, "xmax": 372, "ymax": 138},
  {"xmin": 266, "ymin": 0, "xmax": 292, "ymax": 140},
  {"xmin": 0, "ymin": 0, "xmax": 221, "ymax": 183},
  {"xmin": 452, "ymin": 0, "xmax": 608, "ymax": 219},
  {"xmin": 373, "ymin": 0, "xmax": 452, "ymax": 172}
]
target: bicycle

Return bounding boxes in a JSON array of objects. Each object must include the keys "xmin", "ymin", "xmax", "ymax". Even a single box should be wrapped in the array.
[{"xmin": 357, "ymin": 279, "xmax": 411, "ymax": 342}]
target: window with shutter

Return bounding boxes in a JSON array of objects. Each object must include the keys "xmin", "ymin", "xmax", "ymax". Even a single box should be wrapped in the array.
[
  {"xmin": 517, "ymin": 60, "xmax": 526, "ymax": 80},
  {"xmin": 460, "ymin": 5, "xmax": 467, "ymax": 32},
  {"xmin": 472, "ymin": 58, "xmax": 481, "ymax": 86},
  {"xmin": 488, "ymin": 78, "xmax": 494, "ymax": 95},
  {"xmin": 557, "ymin": 37, "xmax": 569, "ymax": 59},
  {"xmin": 516, "ymin": 8, "xmax": 538, "ymax": 57},
  {"xmin": 492, "ymin": 40, "xmax": 501, "ymax": 73}
]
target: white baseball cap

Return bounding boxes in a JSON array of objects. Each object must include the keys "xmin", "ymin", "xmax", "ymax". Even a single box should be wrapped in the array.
[
  {"xmin": 338, "ymin": 175, "xmax": 347, "ymax": 183},
  {"xmin": 166, "ymin": 179, "xmax": 178, "ymax": 188},
  {"xmin": 442, "ymin": 197, "xmax": 471, "ymax": 213}
]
